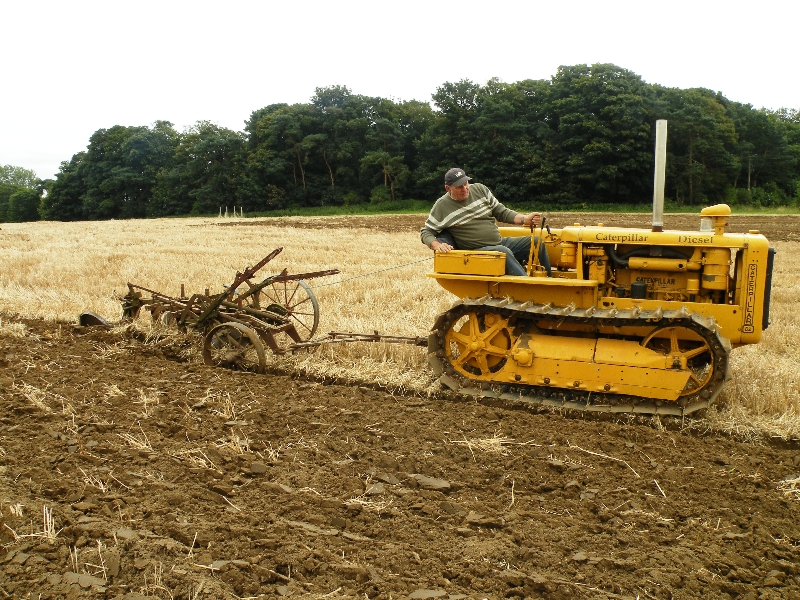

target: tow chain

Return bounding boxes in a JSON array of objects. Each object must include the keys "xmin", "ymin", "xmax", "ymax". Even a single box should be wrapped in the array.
[{"xmin": 288, "ymin": 331, "xmax": 427, "ymax": 350}]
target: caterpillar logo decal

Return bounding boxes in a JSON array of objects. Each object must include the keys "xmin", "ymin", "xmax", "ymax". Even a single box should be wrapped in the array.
[
  {"xmin": 594, "ymin": 233, "xmax": 649, "ymax": 242},
  {"xmin": 743, "ymin": 263, "xmax": 757, "ymax": 333},
  {"xmin": 635, "ymin": 276, "xmax": 676, "ymax": 287}
]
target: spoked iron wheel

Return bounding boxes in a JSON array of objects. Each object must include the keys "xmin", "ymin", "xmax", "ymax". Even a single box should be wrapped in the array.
[
  {"xmin": 257, "ymin": 279, "xmax": 320, "ymax": 343},
  {"xmin": 642, "ymin": 325, "xmax": 714, "ymax": 397},
  {"xmin": 203, "ymin": 323, "xmax": 266, "ymax": 374},
  {"xmin": 444, "ymin": 311, "xmax": 512, "ymax": 379}
]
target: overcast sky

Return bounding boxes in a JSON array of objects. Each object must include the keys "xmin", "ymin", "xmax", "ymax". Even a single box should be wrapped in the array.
[{"xmin": 3, "ymin": 0, "xmax": 798, "ymax": 180}]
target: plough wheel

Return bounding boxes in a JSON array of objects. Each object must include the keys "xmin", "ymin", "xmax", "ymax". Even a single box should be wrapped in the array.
[
  {"xmin": 260, "ymin": 279, "xmax": 320, "ymax": 342},
  {"xmin": 203, "ymin": 323, "xmax": 266, "ymax": 374}
]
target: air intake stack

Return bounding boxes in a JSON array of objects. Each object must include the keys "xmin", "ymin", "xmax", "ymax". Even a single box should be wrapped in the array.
[{"xmin": 652, "ymin": 119, "xmax": 667, "ymax": 232}]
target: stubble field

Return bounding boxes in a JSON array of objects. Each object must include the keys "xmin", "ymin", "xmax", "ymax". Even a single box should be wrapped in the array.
[{"xmin": 1, "ymin": 212, "xmax": 800, "ymax": 599}]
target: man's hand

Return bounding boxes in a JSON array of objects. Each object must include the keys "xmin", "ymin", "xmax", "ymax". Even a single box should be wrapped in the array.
[
  {"xmin": 519, "ymin": 212, "xmax": 542, "ymax": 227},
  {"xmin": 431, "ymin": 240, "xmax": 453, "ymax": 253}
]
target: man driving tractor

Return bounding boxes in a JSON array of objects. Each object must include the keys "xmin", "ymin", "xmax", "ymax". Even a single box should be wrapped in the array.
[{"xmin": 420, "ymin": 167, "xmax": 551, "ymax": 276}]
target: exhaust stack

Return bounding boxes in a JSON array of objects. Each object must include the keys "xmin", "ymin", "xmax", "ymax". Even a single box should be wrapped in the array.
[{"xmin": 652, "ymin": 119, "xmax": 667, "ymax": 232}]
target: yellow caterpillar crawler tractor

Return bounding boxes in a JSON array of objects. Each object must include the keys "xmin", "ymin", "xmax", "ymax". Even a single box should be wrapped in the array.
[{"xmin": 427, "ymin": 121, "xmax": 775, "ymax": 415}]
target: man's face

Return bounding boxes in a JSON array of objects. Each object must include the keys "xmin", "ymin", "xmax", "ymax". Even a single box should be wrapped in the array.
[{"xmin": 446, "ymin": 182, "xmax": 469, "ymax": 201}]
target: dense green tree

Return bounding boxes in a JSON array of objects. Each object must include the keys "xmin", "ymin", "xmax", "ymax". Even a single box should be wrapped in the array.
[
  {"xmin": 245, "ymin": 103, "xmax": 321, "ymax": 206},
  {"xmin": 361, "ymin": 150, "xmax": 408, "ymax": 201},
  {"xmin": 418, "ymin": 68, "xmax": 654, "ymax": 206},
  {"xmin": 360, "ymin": 100, "xmax": 410, "ymax": 201},
  {"xmin": 725, "ymin": 103, "xmax": 797, "ymax": 199},
  {"xmin": 244, "ymin": 88, "xmax": 426, "ymax": 207},
  {"xmin": 81, "ymin": 125, "xmax": 143, "ymax": 218},
  {"xmin": 469, "ymin": 78, "xmax": 555, "ymax": 201},
  {"xmin": 310, "ymin": 86, "xmax": 357, "ymax": 196},
  {"xmin": 0, "ymin": 184, "xmax": 19, "ymax": 221},
  {"xmin": 655, "ymin": 88, "xmax": 739, "ymax": 204},
  {"xmin": 42, "ymin": 122, "xmax": 178, "ymax": 220},
  {"xmin": 39, "ymin": 153, "xmax": 88, "ymax": 221},
  {"xmin": 416, "ymin": 79, "xmax": 482, "ymax": 196},
  {"xmin": 395, "ymin": 99, "xmax": 435, "ymax": 198},
  {"xmin": 0, "ymin": 165, "xmax": 42, "ymax": 222},
  {"xmin": 0, "ymin": 165, "xmax": 38, "ymax": 189},
  {"xmin": 80, "ymin": 122, "xmax": 178, "ymax": 219},
  {"xmin": 151, "ymin": 122, "xmax": 245, "ymax": 216},
  {"xmin": 775, "ymin": 109, "xmax": 800, "ymax": 202},
  {"xmin": 544, "ymin": 64, "xmax": 654, "ymax": 204},
  {"xmin": 308, "ymin": 88, "xmax": 413, "ymax": 203},
  {"xmin": 6, "ymin": 188, "xmax": 41, "ymax": 222},
  {"xmin": 242, "ymin": 103, "xmax": 291, "ymax": 210}
]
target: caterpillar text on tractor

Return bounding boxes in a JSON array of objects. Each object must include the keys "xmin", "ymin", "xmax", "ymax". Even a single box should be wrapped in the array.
[{"xmin": 426, "ymin": 121, "xmax": 776, "ymax": 415}]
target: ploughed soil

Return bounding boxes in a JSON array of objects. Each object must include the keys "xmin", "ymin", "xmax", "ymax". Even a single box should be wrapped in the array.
[
  {"xmin": 2, "ymin": 318, "xmax": 800, "ymax": 600},
  {"xmin": 2, "ymin": 212, "xmax": 799, "ymax": 600}
]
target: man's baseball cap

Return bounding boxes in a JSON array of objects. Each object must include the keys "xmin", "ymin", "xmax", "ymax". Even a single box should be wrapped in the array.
[{"xmin": 444, "ymin": 168, "xmax": 471, "ymax": 187}]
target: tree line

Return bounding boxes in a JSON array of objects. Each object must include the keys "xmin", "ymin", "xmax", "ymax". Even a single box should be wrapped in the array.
[
  {"xmin": 4, "ymin": 63, "xmax": 799, "ymax": 222},
  {"xmin": 0, "ymin": 165, "xmax": 42, "ymax": 222}
]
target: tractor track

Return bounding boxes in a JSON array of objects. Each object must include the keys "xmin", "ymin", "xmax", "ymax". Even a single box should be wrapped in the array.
[{"xmin": 427, "ymin": 296, "xmax": 731, "ymax": 416}]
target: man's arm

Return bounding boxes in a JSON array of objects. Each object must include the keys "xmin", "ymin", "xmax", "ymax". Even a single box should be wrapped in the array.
[
  {"xmin": 421, "ymin": 226, "xmax": 454, "ymax": 253},
  {"xmin": 420, "ymin": 197, "xmax": 455, "ymax": 252},
  {"xmin": 484, "ymin": 187, "xmax": 540, "ymax": 226},
  {"xmin": 420, "ymin": 225, "xmax": 440, "ymax": 248},
  {"xmin": 513, "ymin": 212, "xmax": 542, "ymax": 227}
]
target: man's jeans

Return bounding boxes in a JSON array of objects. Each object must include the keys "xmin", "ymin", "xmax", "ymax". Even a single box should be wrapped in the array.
[
  {"xmin": 478, "ymin": 236, "xmax": 551, "ymax": 276},
  {"xmin": 435, "ymin": 231, "xmax": 552, "ymax": 276}
]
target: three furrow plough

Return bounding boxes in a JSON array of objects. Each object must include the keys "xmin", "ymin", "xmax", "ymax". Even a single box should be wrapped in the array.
[{"xmin": 81, "ymin": 248, "xmax": 426, "ymax": 374}]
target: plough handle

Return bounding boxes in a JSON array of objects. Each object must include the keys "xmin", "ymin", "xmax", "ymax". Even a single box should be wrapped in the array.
[{"xmin": 229, "ymin": 247, "xmax": 284, "ymax": 293}]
